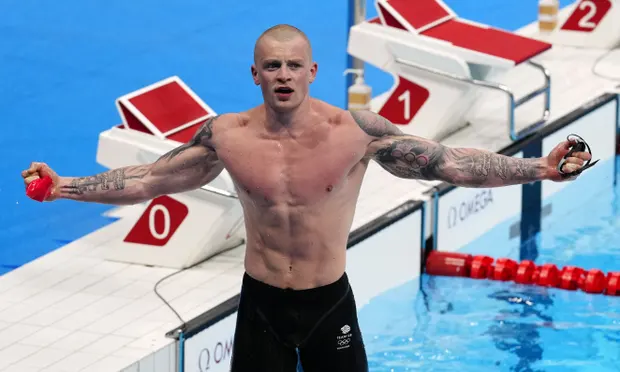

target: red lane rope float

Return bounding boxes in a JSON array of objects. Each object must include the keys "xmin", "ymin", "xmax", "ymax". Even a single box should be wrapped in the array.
[
  {"xmin": 425, "ymin": 251, "xmax": 620, "ymax": 296},
  {"xmin": 425, "ymin": 251, "xmax": 473, "ymax": 277}
]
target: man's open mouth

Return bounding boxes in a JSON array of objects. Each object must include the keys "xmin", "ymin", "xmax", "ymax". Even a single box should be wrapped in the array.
[{"xmin": 275, "ymin": 87, "xmax": 294, "ymax": 94}]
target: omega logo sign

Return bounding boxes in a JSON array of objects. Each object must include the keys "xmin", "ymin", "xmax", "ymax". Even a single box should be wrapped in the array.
[
  {"xmin": 447, "ymin": 189, "xmax": 494, "ymax": 229},
  {"xmin": 197, "ymin": 338, "xmax": 234, "ymax": 371}
]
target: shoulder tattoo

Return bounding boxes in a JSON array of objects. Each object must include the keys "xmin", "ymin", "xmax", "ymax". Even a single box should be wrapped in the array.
[
  {"xmin": 194, "ymin": 115, "xmax": 218, "ymax": 147},
  {"xmin": 160, "ymin": 115, "xmax": 219, "ymax": 161},
  {"xmin": 350, "ymin": 110, "xmax": 404, "ymax": 138}
]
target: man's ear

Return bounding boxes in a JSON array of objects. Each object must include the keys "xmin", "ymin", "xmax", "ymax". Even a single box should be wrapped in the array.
[
  {"xmin": 309, "ymin": 61, "xmax": 318, "ymax": 84},
  {"xmin": 251, "ymin": 65, "xmax": 260, "ymax": 86}
]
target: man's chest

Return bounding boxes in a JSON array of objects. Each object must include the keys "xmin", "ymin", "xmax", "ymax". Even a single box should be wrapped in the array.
[{"xmin": 217, "ymin": 132, "xmax": 367, "ymax": 203}]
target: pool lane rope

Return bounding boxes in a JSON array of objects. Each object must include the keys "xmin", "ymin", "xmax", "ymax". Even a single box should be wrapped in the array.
[{"xmin": 425, "ymin": 251, "xmax": 620, "ymax": 296}]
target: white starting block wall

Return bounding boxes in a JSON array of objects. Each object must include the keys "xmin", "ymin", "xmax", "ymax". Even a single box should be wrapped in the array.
[
  {"xmin": 349, "ymin": 22, "xmax": 476, "ymax": 141},
  {"xmin": 96, "ymin": 77, "xmax": 246, "ymax": 270}
]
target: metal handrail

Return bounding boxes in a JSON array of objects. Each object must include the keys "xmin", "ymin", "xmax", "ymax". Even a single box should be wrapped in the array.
[
  {"xmin": 200, "ymin": 184, "xmax": 238, "ymax": 199},
  {"xmin": 394, "ymin": 57, "xmax": 551, "ymax": 141}
]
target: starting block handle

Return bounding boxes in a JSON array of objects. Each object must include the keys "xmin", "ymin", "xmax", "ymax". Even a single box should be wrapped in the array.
[
  {"xmin": 394, "ymin": 57, "xmax": 552, "ymax": 141},
  {"xmin": 515, "ymin": 61, "xmax": 550, "ymax": 108},
  {"xmin": 200, "ymin": 184, "xmax": 238, "ymax": 199},
  {"xmin": 512, "ymin": 60, "xmax": 552, "ymax": 140}
]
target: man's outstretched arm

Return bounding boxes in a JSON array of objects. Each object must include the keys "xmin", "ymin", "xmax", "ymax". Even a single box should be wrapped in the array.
[
  {"xmin": 23, "ymin": 116, "xmax": 225, "ymax": 204},
  {"xmin": 351, "ymin": 110, "xmax": 589, "ymax": 187}
]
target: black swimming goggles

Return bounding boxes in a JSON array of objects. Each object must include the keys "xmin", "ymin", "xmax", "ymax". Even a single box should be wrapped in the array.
[{"xmin": 556, "ymin": 133, "xmax": 599, "ymax": 178}]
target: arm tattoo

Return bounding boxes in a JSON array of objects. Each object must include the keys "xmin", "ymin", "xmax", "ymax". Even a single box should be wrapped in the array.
[
  {"xmin": 350, "ymin": 110, "xmax": 404, "ymax": 137},
  {"xmin": 160, "ymin": 115, "xmax": 217, "ymax": 161},
  {"xmin": 355, "ymin": 110, "xmax": 548, "ymax": 186},
  {"xmin": 374, "ymin": 138, "xmax": 445, "ymax": 179},
  {"xmin": 62, "ymin": 167, "xmax": 149, "ymax": 195},
  {"xmin": 62, "ymin": 116, "xmax": 220, "ymax": 196},
  {"xmin": 448, "ymin": 149, "xmax": 545, "ymax": 186},
  {"xmin": 374, "ymin": 138, "xmax": 546, "ymax": 186}
]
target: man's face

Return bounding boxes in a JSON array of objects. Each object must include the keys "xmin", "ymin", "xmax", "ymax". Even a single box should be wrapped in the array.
[{"xmin": 252, "ymin": 36, "xmax": 318, "ymax": 112}]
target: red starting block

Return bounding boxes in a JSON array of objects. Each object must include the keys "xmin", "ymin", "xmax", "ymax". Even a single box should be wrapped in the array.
[
  {"xmin": 347, "ymin": 0, "xmax": 552, "ymax": 142},
  {"xmin": 116, "ymin": 76, "xmax": 217, "ymax": 143},
  {"xmin": 96, "ymin": 77, "xmax": 243, "ymax": 270}
]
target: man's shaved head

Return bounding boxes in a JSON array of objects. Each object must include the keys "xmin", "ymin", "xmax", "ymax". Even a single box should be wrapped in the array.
[
  {"xmin": 253, "ymin": 24, "xmax": 312, "ymax": 63},
  {"xmin": 251, "ymin": 24, "xmax": 318, "ymax": 113}
]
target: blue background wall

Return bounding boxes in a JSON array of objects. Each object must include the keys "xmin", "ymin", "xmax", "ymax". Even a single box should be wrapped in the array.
[{"xmin": 0, "ymin": 0, "xmax": 573, "ymax": 274}]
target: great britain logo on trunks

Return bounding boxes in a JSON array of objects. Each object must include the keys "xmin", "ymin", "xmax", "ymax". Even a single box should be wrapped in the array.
[{"xmin": 336, "ymin": 324, "xmax": 352, "ymax": 350}]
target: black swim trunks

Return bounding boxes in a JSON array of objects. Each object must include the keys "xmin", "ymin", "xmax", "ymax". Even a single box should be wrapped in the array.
[{"xmin": 229, "ymin": 272, "xmax": 369, "ymax": 372}]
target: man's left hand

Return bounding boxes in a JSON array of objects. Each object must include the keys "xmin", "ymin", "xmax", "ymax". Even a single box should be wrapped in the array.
[{"xmin": 545, "ymin": 139, "xmax": 592, "ymax": 182}]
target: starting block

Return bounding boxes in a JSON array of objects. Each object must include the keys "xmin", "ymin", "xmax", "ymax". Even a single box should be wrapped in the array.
[
  {"xmin": 116, "ymin": 76, "xmax": 216, "ymax": 142},
  {"xmin": 535, "ymin": 0, "xmax": 620, "ymax": 49},
  {"xmin": 348, "ymin": 0, "xmax": 553, "ymax": 141},
  {"xmin": 96, "ymin": 76, "xmax": 245, "ymax": 269}
]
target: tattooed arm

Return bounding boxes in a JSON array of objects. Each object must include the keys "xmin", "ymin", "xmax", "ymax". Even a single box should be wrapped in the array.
[
  {"xmin": 24, "ymin": 116, "xmax": 226, "ymax": 204},
  {"xmin": 350, "ymin": 110, "xmax": 560, "ymax": 187}
]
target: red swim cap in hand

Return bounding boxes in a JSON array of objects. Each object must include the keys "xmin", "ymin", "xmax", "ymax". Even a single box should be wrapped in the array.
[{"xmin": 26, "ymin": 176, "xmax": 53, "ymax": 202}]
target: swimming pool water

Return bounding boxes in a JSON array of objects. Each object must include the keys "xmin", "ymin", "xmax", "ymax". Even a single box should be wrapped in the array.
[{"xmin": 359, "ymin": 158, "xmax": 620, "ymax": 372}]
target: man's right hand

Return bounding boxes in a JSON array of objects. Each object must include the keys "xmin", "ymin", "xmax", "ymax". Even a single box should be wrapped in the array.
[{"xmin": 22, "ymin": 162, "xmax": 60, "ymax": 201}]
